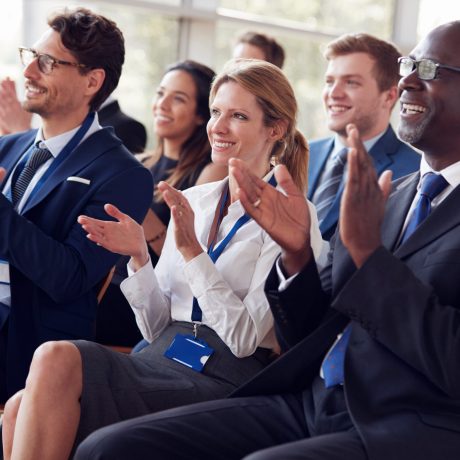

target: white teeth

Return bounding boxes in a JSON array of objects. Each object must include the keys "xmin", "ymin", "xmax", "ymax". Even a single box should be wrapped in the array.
[
  {"xmin": 25, "ymin": 85, "xmax": 45, "ymax": 95},
  {"xmin": 214, "ymin": 141, "xmax": 234, "ymax": 148},
  {"xmin": 402, "ymin": 103, "xmax": 426, "ymax": 114},
  {"xmin": 155, "ymin": 114, "xmax": 172, "ymax": 122},
  {"xmin": 329, "ymin": 106, "xmax": 348, "ymax": 113}
]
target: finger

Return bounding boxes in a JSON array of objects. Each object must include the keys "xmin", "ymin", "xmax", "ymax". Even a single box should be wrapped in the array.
[
  {"xmin": 346, "ymin": 124, "xmax": 372, "ymax": 173},
  {"xmin": 273, "ymin": 164, "xmax": 302, "ymax": 197},
  {"xmin": 378, "ymin": 170, "xmax": 393, "ymax": 201},
  {"xmin": 236, "ymin": 186, "xmax": 262, "ymax": 218},
  {"xmin": 0, "ymin": 167, "xmax": 6, "ymax": 183},
  {"xmin": 103, "ymin": 203, "xmax": 128, "ymax": 222},
  {"xmin": 230, "ymin": 163, "xmax": 264, "ymax": 204}
]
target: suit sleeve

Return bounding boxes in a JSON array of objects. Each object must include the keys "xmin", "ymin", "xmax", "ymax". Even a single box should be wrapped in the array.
[
  {"xmin": 333, "ymin": 246, "xmax": 460, "ymax": 399},
  {"xmin": 0, "ymin": 164, "xmax": 153, "ymax": 304}
]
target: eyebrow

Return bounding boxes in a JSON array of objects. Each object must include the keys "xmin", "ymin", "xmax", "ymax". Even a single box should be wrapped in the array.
[{"xmin": 158, "ymin": 86, "xmax": 191, "ymax": 99}]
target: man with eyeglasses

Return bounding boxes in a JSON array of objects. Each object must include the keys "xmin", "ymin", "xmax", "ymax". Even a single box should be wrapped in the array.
[
  {"xmin": 308, "ymin": 33, "xmax": 420, "ymax": 241},
  {"xmin": 75, "ymin": 21, "xmax": 460, "ymax": 460},
  {"xmin": 0, "ymin": 7, "xmax": 153, "ymax": 403}
]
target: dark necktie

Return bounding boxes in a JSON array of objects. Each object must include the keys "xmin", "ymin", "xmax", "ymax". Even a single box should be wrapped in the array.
[
  {"xmin": 312, "ymin": 147, "xmax": 348, "ymax": 225},
  {"xmin": 400, "ymin": 172, "xmax": 448, "ymax": 244},
  {"xmin": 12, "ymin": 146, "xmax": 52, "ymax": 209}
]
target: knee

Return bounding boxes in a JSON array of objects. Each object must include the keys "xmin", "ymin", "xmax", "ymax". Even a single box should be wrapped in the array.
[
  {"xmin": 3, "ymin": 390, "xmax": 24, "ymax": 427},
  {"xmin": 74, "ymin": 426, "xmax": 130, "ymax": 460},
  {"xmin": 26, "ymin": 341, "xmax": 82, "ymax": 392}
]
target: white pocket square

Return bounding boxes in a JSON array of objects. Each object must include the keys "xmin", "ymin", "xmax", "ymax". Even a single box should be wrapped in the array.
[{"xmin": 67, "ymin": 176, "xmax": 91, "ymax": 185}]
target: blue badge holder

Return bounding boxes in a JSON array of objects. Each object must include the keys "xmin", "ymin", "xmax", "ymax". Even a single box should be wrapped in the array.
[{"xmin": 164, "ymin": 334, "xmax": 214, "ymax": 372}]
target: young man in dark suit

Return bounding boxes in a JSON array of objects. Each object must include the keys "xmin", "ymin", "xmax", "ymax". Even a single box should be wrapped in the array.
[
  {"xmin": 75, "ymin": 21, "xmax": 460, "ymax": 460},
  {"xmin": 309, "ymin": 33, "xmax": 420, "ymax": 240},
  {"xmin": 0, "ymin": 7, "xmax": 153, "ymax": 403}
]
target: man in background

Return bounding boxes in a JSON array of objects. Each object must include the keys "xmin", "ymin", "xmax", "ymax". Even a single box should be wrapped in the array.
[{"xmin": 233, "ymin": 31, "xmax": 285, "ymax": 69}]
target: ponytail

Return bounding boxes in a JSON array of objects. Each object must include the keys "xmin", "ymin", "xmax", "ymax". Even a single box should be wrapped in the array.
[{"xmin": 272, "ymin": 129, "xmax": 309, "ymax": 193}]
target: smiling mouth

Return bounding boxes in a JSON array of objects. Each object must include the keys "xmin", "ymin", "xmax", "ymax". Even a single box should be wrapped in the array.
[
  {"xmin": 213, "ymin": 141, "xmax": 235, "ymax": 148},
  {"xmin": 401, "ymin": 103, "xmax": 427, "ymax": 115},
  {"xmin": 328, "ymin": 105, "xmax": 350, "ymax": 114}
]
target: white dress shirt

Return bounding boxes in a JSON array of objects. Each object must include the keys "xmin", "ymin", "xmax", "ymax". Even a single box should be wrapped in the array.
[{"xmin": 121, "ymin": 175, "xmax": 324, "ymax": 358}]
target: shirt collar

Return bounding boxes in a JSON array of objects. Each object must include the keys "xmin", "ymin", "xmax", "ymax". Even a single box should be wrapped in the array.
[
  {"xmin": 419, "ymin": 156, "xmax": 460, "ymax": 190},
  {"xmin": 34, "ymin": 112, "xmax": 101, "ymax": 158},
  {"xmin": 332, "ymin": 128, "xmax": 387, "ymax": 159}
]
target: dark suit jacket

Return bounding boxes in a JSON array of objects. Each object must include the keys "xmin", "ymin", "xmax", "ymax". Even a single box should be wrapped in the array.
[
  {"xmin": 0, "ymin": 127, "xmax": 153, "ymax": 400},
  {"xmin": 308, "ymin": 125, "xmax": 420, "ymax": 240},
  {"xmin": 235, "ymin": 172, "xmax": 460, "ymax": 460},
  {"xmin": 98, "ymin": 100, "xmax": 147, "ymax": 154}
]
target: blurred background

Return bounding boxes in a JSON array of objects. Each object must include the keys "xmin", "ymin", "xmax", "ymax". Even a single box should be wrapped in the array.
[{"xmin": 1, "ymin": 0, "xmax": 459, "ymax": 148}]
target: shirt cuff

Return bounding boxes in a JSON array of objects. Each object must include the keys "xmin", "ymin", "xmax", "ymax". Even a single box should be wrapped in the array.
[
  {"xmin": 121, "ymin": 256, "xmax": 155, "ymax": 309},
  {"xmin": 275, "ymin": 257, "xmax": 299, "ymax": 291},
  {"xmin": 183, "ymin": 252, "xmax": 220, "ymax": 298}
]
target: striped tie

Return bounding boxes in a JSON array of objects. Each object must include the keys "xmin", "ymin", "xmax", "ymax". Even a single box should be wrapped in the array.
[
  {"xmin": 12, "ymin": 146, "xmax": 52, "ymax": 209},
  {"xmin": 312, "ymin": 147, "xmax": 348, "ymax": 225}
]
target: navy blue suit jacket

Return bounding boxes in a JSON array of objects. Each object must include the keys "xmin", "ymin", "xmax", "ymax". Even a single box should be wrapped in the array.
[
  {"xmin": 308, "ymin": 125, "xmax": 420, "ymax": 240},
  {"xmin": 0, "ymin": 127, "xmax": 153, "ymax": 400},
  {"xmin": 235, "ymin": 173, "xmax": 460, "ymax": 459}
]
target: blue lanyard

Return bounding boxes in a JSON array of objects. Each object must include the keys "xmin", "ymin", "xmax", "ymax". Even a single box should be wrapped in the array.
[
  {"xmin": 6, "ymin": 112, "xmax": 95, "ymax": 208},
  {"xmin": 191, "ymin": 174, "xmax": 277, "ymax": 322}
]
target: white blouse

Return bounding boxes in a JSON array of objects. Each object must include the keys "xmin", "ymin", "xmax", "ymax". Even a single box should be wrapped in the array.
[{"xmin": 121, "ymin": 176, "xmax": 323, "ymax": 358}]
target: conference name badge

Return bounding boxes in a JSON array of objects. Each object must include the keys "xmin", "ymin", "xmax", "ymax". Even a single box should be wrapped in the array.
[{"xmin": 164, "ymin": 334, "xmax": 214, "ymax": 372}]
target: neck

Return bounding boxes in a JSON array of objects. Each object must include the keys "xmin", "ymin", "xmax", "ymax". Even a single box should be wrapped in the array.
[
  {"xmin": 41, "ymin": 109, "xmax": 90, "ymax": 139},
  {"xmin": 163, "ymin": 139, "xmax": 182, "ymax": 160},
  {"xmin": 228, "ymin": 161, "xmax": 271, "ymax": 203}
]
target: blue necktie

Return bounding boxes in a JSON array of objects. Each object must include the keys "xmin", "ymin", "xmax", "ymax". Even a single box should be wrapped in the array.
[
  {"xmin": 322, "ymin": 324, "xmax": 352, "ymax": 388},
  {"xmin": 312, "ymin": 148, "xmax": 348, "ymax": 225},
  {"xmin": 400, "ymin": 172, "xmax": 448, "ymax": 244}
]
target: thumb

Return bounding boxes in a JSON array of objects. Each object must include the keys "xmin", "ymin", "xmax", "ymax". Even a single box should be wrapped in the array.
[
  {"xmin": 274, "ymin": 164, "xmax": 299, "ymax": 196},
  {"xmin": 103, "ymin": 203, "xmax": 127, "ymax": 222},
  {"xmin": 378, "ymin": 170, "xmax": 393, "ymax": 202},
  {"xmin": 0, "ymin": 167, "xmax": 6, "ymax": 184}
]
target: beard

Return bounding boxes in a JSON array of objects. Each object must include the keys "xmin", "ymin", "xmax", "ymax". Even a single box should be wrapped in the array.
[{"xmin": 398, "ymin": 111, "xmax": 432, "ymax": 146}]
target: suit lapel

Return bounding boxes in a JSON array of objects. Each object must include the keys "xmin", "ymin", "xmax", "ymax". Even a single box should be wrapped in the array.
[
  {"xmin": 395, "ymin": 182, "xmax": 460, "ymax": 259},
  {"xmin": 22, "ymin": 128, "xmax": 120, "ymax": 214},
  {"xmin": 381, "ymin": 173, "xmax": 419, "ymax": 251}
]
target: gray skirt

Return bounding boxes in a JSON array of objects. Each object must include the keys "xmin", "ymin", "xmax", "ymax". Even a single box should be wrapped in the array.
[{"xmin": 72, "ymin": 321, "xmax": 272, "ymax": 445}]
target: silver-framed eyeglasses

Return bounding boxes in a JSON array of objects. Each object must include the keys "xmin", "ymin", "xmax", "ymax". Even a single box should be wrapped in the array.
[
  {"xmin": 398, "ymin": 56, "xmax": 460, "ymax": 81},
  {"xmin": 19, "ymin": 47, "xmax": 88, "ymax": 75}
]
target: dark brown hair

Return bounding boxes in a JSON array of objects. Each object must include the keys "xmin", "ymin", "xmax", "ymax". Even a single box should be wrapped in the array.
[
  {"xmin": 324, "ymin": 33, "xmax": 401, "ymax": 92},
  {"xmin": 235, "ymin": 31, "xmax": 285, "ymax": 69},
  {"xmin": 48, "ymin": 7, "xmax": 125, "ymax": 111},
  {"xmin": 150, "ymin": 60, "xmax": 216, "ymax": 201}
]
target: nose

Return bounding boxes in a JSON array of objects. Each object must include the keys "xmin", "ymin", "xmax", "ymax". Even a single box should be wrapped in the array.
[
  {"xmin": 23, "ymin": 57, "xmax": 40, "ymax": 80},
  {"xmin": 209, "ymin": 113, "xmax": 229, "ymax": 134},
  {"xmin": 326, "ymin": 81, "xmax": 344, "ymax": 99},
  {"xmin": 398, "ymin": 69, "xmax": 423, "ymax": 93}
]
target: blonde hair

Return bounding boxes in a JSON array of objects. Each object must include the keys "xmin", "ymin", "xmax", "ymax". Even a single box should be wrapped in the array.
[{"xmin": 211, "ymin": 59, "xmax": 308, "ymax": 192}]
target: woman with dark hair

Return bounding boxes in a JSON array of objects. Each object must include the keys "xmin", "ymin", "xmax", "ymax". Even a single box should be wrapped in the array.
[
  {"xmin": 96, "ymin": 61, "xmax": 227, "ymax": 346},
  {"xmin": 2, "ymin": 60, "xmax": 324, "ymax": 460}
]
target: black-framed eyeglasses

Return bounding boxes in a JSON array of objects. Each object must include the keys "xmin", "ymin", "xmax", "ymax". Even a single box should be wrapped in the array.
[
  {"xmin": 398, "ymin": 56, "xmax": 460, "ymax": 81},
  {"xmin": 19, "ymin": 47, "xmax": 88, "ymax": 75}
]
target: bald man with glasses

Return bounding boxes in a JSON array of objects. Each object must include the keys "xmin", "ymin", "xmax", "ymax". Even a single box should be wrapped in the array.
[{"xmin": 0, "ymin": 7, "xmax": 152, "ymax": 403}]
